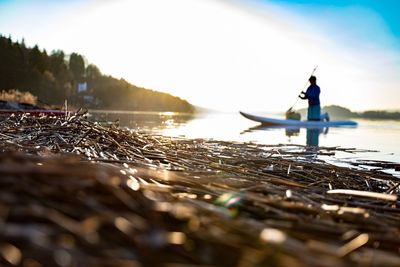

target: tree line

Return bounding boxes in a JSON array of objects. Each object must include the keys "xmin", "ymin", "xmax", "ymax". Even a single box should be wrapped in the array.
[
  {"xmin": 0, "ymin": 35, "xmax": 195, "ymax": 112},
  {"xmin": 298, "ymin": 105, "xmax": 400, "ymax": 120}
]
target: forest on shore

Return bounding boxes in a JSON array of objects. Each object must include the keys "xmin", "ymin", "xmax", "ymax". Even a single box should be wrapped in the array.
[{"xmin": 0, "ymin": 35, "xmax": 195, "ymax": 112}]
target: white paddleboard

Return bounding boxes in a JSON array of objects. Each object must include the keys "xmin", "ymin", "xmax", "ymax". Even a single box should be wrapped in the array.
[{"xmin": 239, "ymin": 111, "xmax": 357, "ymax": 127}]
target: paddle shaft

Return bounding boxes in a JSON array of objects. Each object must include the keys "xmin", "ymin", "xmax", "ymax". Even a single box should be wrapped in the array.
[{"xmin": 287, "ymin": 65, "xmax": 318, "ymax": 112}]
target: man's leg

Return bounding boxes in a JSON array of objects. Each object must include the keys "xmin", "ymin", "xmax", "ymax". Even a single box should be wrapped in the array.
[{"xmin": 307, "ymin": 105, "xmax": 321, "ymax": 121}]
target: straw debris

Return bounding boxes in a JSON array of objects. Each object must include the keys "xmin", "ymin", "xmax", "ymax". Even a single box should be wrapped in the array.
[{"xmin": 0, "ymin": 113, "xmax": 399, "ymax": 267}]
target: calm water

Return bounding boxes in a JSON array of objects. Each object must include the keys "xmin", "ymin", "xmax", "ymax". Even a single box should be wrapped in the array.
[{"xmin": 89, "ymin": 110, "xmax": 400, "ymax": 164}]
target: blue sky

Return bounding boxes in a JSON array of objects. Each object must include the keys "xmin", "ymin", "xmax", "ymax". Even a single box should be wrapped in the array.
[
  {"xmin": 270, "ymin": 0, "xmax": 399, "ymax": 37},
  {"xmin": 0, "ymin": 0, "xmax": 399, "ymax": 111},
  {"xmin": 272, "ymin": 0, "xmax": 399, "ymax": 38}
]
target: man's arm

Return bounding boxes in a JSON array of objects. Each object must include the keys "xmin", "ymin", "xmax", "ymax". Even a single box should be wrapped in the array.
[{"xmin": 299, "ymin": 91, "xmax": 307, "ymax": 99}]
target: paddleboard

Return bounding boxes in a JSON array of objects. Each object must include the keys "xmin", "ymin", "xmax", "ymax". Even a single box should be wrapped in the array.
[{"xmin": 239, "ymin": 111, "xmax": 357, "ymax": 127}]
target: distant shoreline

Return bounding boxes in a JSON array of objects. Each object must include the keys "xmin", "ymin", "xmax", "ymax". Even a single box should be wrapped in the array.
[{"xmin": 297, "ymin": 105, "xmax": 400, "ymax": 120}]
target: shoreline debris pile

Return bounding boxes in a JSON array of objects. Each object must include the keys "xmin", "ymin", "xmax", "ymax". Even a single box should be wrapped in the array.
[{"xmin": 0, "ymin": 113, "xmax": 399, "ymax": 267}]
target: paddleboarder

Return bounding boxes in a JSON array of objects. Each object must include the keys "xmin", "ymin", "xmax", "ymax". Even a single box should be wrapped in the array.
[{"xmin": 299, "ymin": 75, "xmax": 321, "ymax": 121}]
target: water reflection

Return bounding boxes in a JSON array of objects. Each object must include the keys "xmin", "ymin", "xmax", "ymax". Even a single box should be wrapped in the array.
[
  {"xmin": 306, "ymin": 128, "xmax": 330, "ymax": 147},
  {"xmin": 285, "ymin": 128, "xmax": 300, "ymax": 138},
  {"xmin": 306, "ymin": 128, "xmax": 320, "ymax": 147},
  {"xmin": 88, "ymin": 110, "xmax": 195, "ymax": 130},
  {"xmin": 85, "ymin": 111, "xmax": 399, "ymax": 163},
  {"xmin": 242, "ymin": 125, "xmax": 330, "ymax": 149}
]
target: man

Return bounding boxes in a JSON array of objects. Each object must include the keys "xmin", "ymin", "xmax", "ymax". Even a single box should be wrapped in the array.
[{"xmin": 299, "ymin": 75, "xmax": 321, "ymax": 121}]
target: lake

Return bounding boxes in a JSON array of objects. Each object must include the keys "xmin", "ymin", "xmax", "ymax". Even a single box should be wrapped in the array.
[{"xmin": 89, "ymin": 110, "xmax": 400, "ymax": 164}]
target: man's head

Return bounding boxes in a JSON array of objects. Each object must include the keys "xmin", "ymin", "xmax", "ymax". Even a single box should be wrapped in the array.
[{"xmin": 309, "ymin": 76, "xmax": 317, "ymax": 84}]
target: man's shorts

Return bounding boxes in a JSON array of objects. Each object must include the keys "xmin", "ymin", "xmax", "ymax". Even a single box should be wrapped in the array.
[{"xmin": 307, "ymin": 105, "xmax": 321, "ymax": 120}]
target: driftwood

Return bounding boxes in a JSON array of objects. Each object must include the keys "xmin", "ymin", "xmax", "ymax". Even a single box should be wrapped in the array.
[{"xmin": 0, "ymin": 112, "xmax": 399, "ymax": 267}]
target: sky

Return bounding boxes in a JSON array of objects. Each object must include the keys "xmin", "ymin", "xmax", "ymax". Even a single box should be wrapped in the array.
[{"xmin": 0, "ymin": 0, "xmax": 399, "ymax": 112}]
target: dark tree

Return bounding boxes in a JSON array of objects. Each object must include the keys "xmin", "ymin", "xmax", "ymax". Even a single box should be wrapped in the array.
[
  {"xmin": 69, "ymin": 53, "xmax": 85, "ymax": 82},
  {"xmin": 0, "ymin": 35, "xmax": 195, "ymax": 112}
]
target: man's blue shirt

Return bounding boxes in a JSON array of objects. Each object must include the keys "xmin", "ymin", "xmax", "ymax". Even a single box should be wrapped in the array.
[{"xmin": 304, "ymin": 84, "xmax": 320, "ymax": 106}]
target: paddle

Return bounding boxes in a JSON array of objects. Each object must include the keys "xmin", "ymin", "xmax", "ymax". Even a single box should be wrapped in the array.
[{"xmin": 287, "ymin": 65, "xmax": 318, "ymax": 113}]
